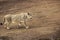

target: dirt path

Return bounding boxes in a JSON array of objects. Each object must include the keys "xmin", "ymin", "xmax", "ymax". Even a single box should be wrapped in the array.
[{"xmin": 0, "ymin": 0, "xmax": 60, "ymax": 40}]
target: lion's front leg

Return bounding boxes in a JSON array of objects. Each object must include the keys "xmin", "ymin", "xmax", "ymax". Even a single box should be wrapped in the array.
[
  {"xmin": 25, "ymin": 26, "xmax": 29, "ymax": 29},
  {"xmin": 22, "ymin": 21, "xmax": 29, "ymax": 29}
]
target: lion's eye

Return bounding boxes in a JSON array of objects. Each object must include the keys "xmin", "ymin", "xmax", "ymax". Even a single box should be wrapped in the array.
[{"xmin": 28, "ymin": 13, "xmax": 30, "ymax": 15}]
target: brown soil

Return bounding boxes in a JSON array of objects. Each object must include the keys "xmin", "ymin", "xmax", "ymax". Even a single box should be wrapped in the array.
[{"xmin": 0, "ymin": 0, "xmax": 60, "ymax": 40}]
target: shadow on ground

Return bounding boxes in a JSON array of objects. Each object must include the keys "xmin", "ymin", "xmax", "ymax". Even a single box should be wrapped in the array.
[{"xmin": 0, "ymin": 36, "xmax": 13, "ymax": 40}]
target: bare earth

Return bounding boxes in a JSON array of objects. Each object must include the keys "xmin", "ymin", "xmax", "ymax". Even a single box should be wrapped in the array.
[{"xmin": 0, "ymin": 0, "xmax": 60, "ymax": 40}]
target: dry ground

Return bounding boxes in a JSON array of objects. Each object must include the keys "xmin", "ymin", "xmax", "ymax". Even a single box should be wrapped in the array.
[{"xmin": 0, "ymin": 0, "xmax": 60, "ymax": 40}]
